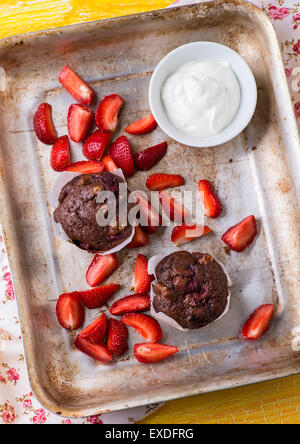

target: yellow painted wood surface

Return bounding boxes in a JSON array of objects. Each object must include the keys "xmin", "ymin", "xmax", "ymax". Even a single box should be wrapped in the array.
[{"xmin": 0, "ymin": 0, "xmax": 299, "ymax": 425}]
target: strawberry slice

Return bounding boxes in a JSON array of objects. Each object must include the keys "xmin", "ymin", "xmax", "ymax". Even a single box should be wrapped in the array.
[
  {"xmin": 107, "ymin": 319, "xmax": 128, "ymax": 357},
  {"xmin": 146, "ymin": 174, "xmax": 185, "ymax": 191},
  {"xmin": 159, "ymin": 190, "xmax": 187, "ymax": 223},
  {"xmin": 134, "ymin": 142, "xmax": 168, "ymax": 171},
  {"xmin": 222, "ymin": 215, "xmax": 258, "ymax": 252},
  {"xmin": 78, "ymin": 313, "xmax": 107, "ymax": 344},
  {"xmin": 33, "ymin": 103, "xmax": 58, "ymax": 145},
  {"xmin": 132, "ymin": 191, "xmax": 162, "ymax": 234},
  {"xmin": 198, "ymin": 180, "xmax": 223, "ymax": 218},
  {"xmin": 75, "ymin": 336, "xmax": 113, "ymax": 363},
  {"xmin": 56, "ymin": 292, "xmax": 84, "ymax": 330},
  {"xmin": 131, "ymin": 254, "xmax": 152, "ymax": 294},
  {"xmin": 242, "ymin": 304, "xmax": 274, "ymax": 340},
  {"xmin": 50, "ymin": 135, "xmax": 71, "ymax": 172},
  {"xmin": 125, "ymin": 114, "xmax": 157, "ymax": 135},
  {"xmin": 78, "ymin": 284, "xmax": 120, "ymax": 309},
  {"xmin": 109, "ymin": 136, "xmax": 135, "ymax": 177},
  {"xmin": 59, "ymin": 65, "xmax": 94, "ymax": 106},
  {"xmin": 68, "ymin": 104, "xmax": 94, "ymax": 143},
  {"xmin": 82, "ymin": 130, "xmax": 111, "ymax": 161},
  {"xmin": 127, "ymin": 226, "xmax": 149, "ymax": 249},
  {"xmin": 96, "ymin": 94, "xmax": 124, "ymax": 131},
  {"xmin": 102, "ymin": 155, "xmax": 119, "ymax": 173},
  {"xmin": 64, "ymin": 160, "xmax": 104, "ymax": 174},
  {"xmin": 110, "ymin": 294, "xmax": 150, "ymax": 316},
  {"xmin": 134, "ymin": 343, "xmax": 178, "ymax": 364},
  {"xmin": 171, "ymin": 224, "xmax": 212, "ymax": 246},
  {"xmin": 86, "ymin": 253, "xmax": 119, "ymax": 287},
  {"xmin": 122, "ymin": 313, "xmax": 162, "ymax": 342}
]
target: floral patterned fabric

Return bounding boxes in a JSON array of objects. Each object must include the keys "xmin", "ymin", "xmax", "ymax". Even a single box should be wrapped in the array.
[{"xmin": 0, "ymin": 0, "xmax": 299, "ymax": 424}]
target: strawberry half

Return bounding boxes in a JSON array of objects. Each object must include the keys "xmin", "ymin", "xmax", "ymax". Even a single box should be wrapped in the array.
[
  {"xmin": 109, "ymin": 136, "xmax": 135, "ymax": 177},
  {"xmin": 127, "ymin": 226, "xmax": 149, "ymax": 249},
  {"xmin": 146, "ymin": 174, "xmax": 185, "ymax": 191},
  {"xmin": 50, "ymin": 135, "xmax": 71, "ymax": 172},
  {"xmin": 78, "ymin": 284, "xmax": 120, "ymax": 309},
  {"xmin": 132, "ymin": 191, "xmax": 162, "ymax": 234},
  {"xmin": 222, "ymin": 215, "xmax": 258, "ymax": 252},
  {"xmin": 134, "ymin": 343, "xmax": 178, "ymax": 364},
  {"xmin": 64, "ymin": 160, "xmax": 104, "ymax": 174},
  {"xmin": 110, "ymin": 294, "xmax": 150, "ymax": 316},
  {"xmin": 122, "ymin": 313, "xmax": 162, "ymax": 342},
  {"xmin": 82, "ymin": 130, "xmax": 111, "ymax": 161},
  {"xmin": 125, "ymin": 114, "xmax": 157, "ymax": 135},
  {"xmin": 86, "ymin": 253, "xmax": 119, "ymax": 287},
  {"xmin": 102, "ymin": 155, "xmax": 118, "ymax": 173},
  {"xmin": 107, "ymin": 319, "xmax": 128, "ymax": 357},
  {"xmin": 198, "ymin": 180, "xmax": 223, "ymax": 218},
  {"xmin": 171, "ymin": 224, "xmax": 212, "ymax": 246},
  {"xmin": 242, "ymin": 304, "xmax": 274, "ymax": 340},
  {"xmin": 131, "ymin": 254, "xmax": 152, "ymax": 294},
  {"xmin": 78, "ymin": 313, "xmax": 107, "ymax": 344},
  {"xmin": 56, "ymin": 292, "xmax": 84, "ymax": 330},
  {"xmin": 68, "ymin": 104, "xmax": 94, "ymax": 143},
  {"xmin": 59, "ymin": 65, "xmax": 94, "ymax": 106},
  {"xmin": 75, "ymin": 336, "xmax": 113, "ymax": 363},
  {"xmin": 134, "ymin": 142, "xmax": 168, "ymax": 171},
  {"xmin": 159, "ymin": 190, "xmax": 187, "ymax": 223},
  {"xmin": 33, "ymin": 103, "xmax": 58, "ymax": 145},
  {"xmin": 96, "ymin": 94, "xmax": 124, "ymax": 132}
]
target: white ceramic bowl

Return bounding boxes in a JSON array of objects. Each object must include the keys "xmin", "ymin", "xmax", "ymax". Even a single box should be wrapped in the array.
[{"xmin": 149, "ymin": 42, "xmax": 257, "ymax": 148}]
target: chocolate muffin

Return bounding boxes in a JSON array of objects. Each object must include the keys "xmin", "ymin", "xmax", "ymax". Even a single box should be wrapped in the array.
[
  {"xmin": 54, "ymin": 171, "xmax": 133, "ymax": 252},
  {"xmin": 152, "ymin": 251, "xmax": 229, "ymax": 329}
]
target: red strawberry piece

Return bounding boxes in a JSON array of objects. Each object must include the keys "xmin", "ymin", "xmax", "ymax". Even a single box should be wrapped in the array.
[
  {"xmin": 134, "ymin": 343, "xmax": 178, "ymax": 364},
  {"xmin": 86, "ymin": 253, "xmax": 119, "ymax": 287},
  {"xmin": 64, "ymin": 160, "xmax": 105, "ymax": 174},
  {"xmin": 33, "ymin": 103, "xmax": 58, "ymax": 145},
  {"xmin": 242, "ymin": 304, "xmax": 274, "ymax": 340},
  {"xmin": 96, "ymin": 94, "xmax": 124, "ymax": 131},
  {"xmin": 122, "ymin": 313, "xmax": 162, "ymax": 342},
  {"xmin": 171, "ymin": 224, "xmax": 212, "ymax": 246},
  {"xmin": 159, "ymin": 190, "xmax": 187, "ymax": 223},
  {"xmin": 134, "ymin": 142, "xmax": 167, "ymax": 171},
  {"xmin": 109, "ymin": 136, "xmax": 135, "ymax": 177},
  {"xmin": 75, "ymin": 335, "xmax": 113, "ymax": 363},
  {"xmin": 110, "ymin": 294, "xmax": 150, "ymax": 316},
  {"xmin": 133, "ymin": 191, "xmax": 162, "ymax": 234},
  {"xmin": 50, "ymin": 135, "xmax": 71, "ymax": 172},
  {"xmin": 107, "ymin": 319, "xmax": 128, "ymax": 357},
  {"xmin": 78, "ymin": 313, "xmax": 107, "ymax": 344},
  {"xmin": 56, "ymin": 292, "xmax": 84, "ymax": 330},
  {"xmin": 198, "ymin": 180, "xmax": 223, "ymax": 218},
  {"xmin": 78, "ymin": 284, "xmax": 120, "ymax": 309},
  {"xmin": 68, "ymin": 104, "xmax": 94, "ymax": 143},
  {"xmin": 222, "ymin": 215, "xmax": 258, "ymax": 252},
  {"xmin": 131, "ymin": 254, "xmax": 151, "ymax": 294},
  {"xmin": 102, "ymin": 155, "xmax": 118, "ymax": 173},
  {"xmin": 146, "ymin": 173, "xmax": 185, "ymax": 191},
  {"xmin": 127, "ymin": 226, "xmax": 149, "ymax": 249},
  {"xmin": 59, "ymin": 65, "xmax": 94, "ymax": 106},
  {"xmin": 125, "ymin": 114, "xmax": 157, "ymax": 135},
  {"xmin": 82, "ymin": 130, "xmax": 111, "ymax": 161}
]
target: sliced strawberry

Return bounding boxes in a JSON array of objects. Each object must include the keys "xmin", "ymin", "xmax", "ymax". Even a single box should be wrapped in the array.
[
  {"xmin": 198, "ymin": 180, "xmax": 223, "ymax": 218},
  {"xmin": 109, "ymin": 136, "xmax": 135, "ymax": 177},
  {"xmin": 86, "ymin": 253, "xmax": 119, "ymax": 287},
  {"xmin": 122, "ymin": 313, "xmax": 162, "ymax": 342},
  {"xmin": 78, "ymin": 284, "xmax": 120, "ymax": 309},
  {"xmin": 107, "ymin": 319, "xmax": 128, "ymax": 357},
  {"xmin": 134, "ymin": 343, "xmax": 178, "ymax": 364},
  {"xmin": 146, "ymin": 174, "xmax": 185, "ymax": 191},
  {"xmin": 75, "ymin": 336, "xmax": 113, "ymax": 363},
  {"xmin": 56, "ymin": 292, "xmax": 84, "ymax": 330},
  {"xmin": 134, "ymin": 142, "xmax": 167, "ymax": 171},
  {"xmin": 127, "ymin": 226, "xmax": 149, "ymax": 249},
  {"xmin": 78, "ymin": 313, "xmax": 107, "ymax": 344},
  {"xmin": 59, "ymin": 65, "xmax": 94, "ymax": 106},
  {"xmin": 242, "ymin": 304, "xmax": 274, "ymax": 340},
  {"xmin": 125, "ymin": 114, "xmax": 157, "ymax": 135},
  {"xmin": 102, "ymin": 155, "xmax": 118, "ymax": 173},
  {"xmin": 159, "ymin": 190, "xmax": 187, "ymax": 223},
  {"xmin": 222, "ymin": 215, "xmax": 258, "ymax": 252},
  {"xmin": 171, "ymin": 224, "xmax": 212, "ymax": 246},
  {"xmin": 132, "ymin": 191, "xmax": 161, "ymax": 234},
  {"xmin": 33, "ymin": 103, "xmax": 58, "ymax": 145},
  {"xmin": 50, "ymin": 135, "xmax": 71, "ymax": 172},
  {"xmin": 64, "ymin": 160, "xmax": 105, "ymax": 174},
  {"xmin": 68, "ymin": 104, "xmax": 94, "ymax": 143},
  {"xmin": 110, "ymin": 294, "xmax": 150, "ymax": 316},
  {"xmin": 131, "ymin": 254, "xmax": 151, "ymax": 294},
  {"xmin": 82, "ymin": 130, "xmax": 111, "ymax": 160},
  {"xmin": 96, "ymin": 94, "xmax": 124, "ymax": 132}
]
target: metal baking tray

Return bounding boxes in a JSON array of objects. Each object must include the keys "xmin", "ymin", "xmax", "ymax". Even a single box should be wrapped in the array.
[{"xmin": 0, "ymin": 0, "xmax": 300, "ymax": 418}]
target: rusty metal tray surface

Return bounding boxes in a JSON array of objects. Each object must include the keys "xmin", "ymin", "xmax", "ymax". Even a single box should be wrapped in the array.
[{"xmin": 0, "ymin": 0, "xmax": 300, "ymax": 417}]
